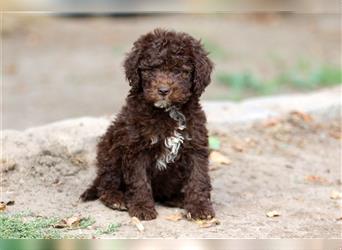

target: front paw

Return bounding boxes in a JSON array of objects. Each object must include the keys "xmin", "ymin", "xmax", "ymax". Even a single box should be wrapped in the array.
[
  {"xmin": 128, "ymin": 205, "xmax": 158, "ymax": 220},
  {"xmin": 186, "ymin": 203, "xmax": 215, "ymax": 220},
  {"xmin": 99, "ymin": 192, "xmax": 127, "ymax": 211}
]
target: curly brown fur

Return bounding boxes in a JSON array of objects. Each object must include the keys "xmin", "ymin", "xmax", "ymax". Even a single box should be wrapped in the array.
[{"xmin": 81, "ymin": 29, "xmax": 215, "ymax": 221}]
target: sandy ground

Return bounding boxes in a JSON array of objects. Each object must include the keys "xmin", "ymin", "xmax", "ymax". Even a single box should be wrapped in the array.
[
  {"xmin": 2, "ymin": 13, "xmax": 341, "ymax": 238},
  {"xmin": 1, "ymin": 89, "xmax": 341, "ymax": 238},
  {"xmin": 3, "ymin": 13, "xmax": 340, "ymax": 130}
]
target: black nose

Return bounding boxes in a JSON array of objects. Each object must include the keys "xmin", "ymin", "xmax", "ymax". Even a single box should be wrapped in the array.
[{"xmin": 158, "ymin": 87, "xmax": 170, "ymax": 96}]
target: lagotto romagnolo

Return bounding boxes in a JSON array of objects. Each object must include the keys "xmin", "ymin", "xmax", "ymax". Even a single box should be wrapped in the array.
[{"xmin": 81, "ymin": 29, "xmax": 215, "ymax": 221}]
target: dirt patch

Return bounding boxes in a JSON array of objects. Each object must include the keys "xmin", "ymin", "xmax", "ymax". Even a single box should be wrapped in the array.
[
  {"xmin": 3, "ymin": 14, "xmax": 340, "ymax": 129},
  {"xmin": 31, "ymin": 148, "xmax": 88, "ymax": 183},
  {"xmin": 1, "ymin": 106, "xmax": 341, "ymax": 238}
]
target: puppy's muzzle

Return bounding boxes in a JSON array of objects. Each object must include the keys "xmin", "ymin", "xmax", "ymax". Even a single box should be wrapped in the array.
[{"xmin": 158, "ymin": 86, "xmax": 170, "ymax": 96}]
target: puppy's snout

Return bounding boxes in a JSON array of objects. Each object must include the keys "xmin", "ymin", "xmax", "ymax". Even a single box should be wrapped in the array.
[{"xmin": 158, "ymin": 86, "xmax": 170, "ymax": 96}]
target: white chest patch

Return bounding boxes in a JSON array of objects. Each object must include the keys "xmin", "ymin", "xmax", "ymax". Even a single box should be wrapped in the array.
[{"xmin": 154, "ymin": 106, "xmax": 188, "ymax": 171}]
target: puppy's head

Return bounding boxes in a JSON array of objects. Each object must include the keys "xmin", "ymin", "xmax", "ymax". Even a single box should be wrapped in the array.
[{"xmin": 124, "ymin": 29, "xmax": 213, "ymax": 108}]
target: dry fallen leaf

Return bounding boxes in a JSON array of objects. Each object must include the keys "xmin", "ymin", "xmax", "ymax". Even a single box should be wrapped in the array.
[
  {"xmin": 209, "ymin": 151, "xmax": 231, "ymax": 165},
  {"xmin": 195, "ymin": 218, "xmax": 221, "ymax": 228},
  {"xmin": 305, "ymin": 175, "xmax": 328, "ymax": 184},
  {"xmin": 330, "ymin": 190, "xmax": 342, "ymax": 200},
  {"xmin": 0, "ymin": 159, "xmax": 16, "ymax": 172},
  {"xmin": 54, "ymin": 216, "xmax": 81, "ymax": 229},
  {"xmin": 290, "ymin": 111, "xmax": 313, "ymax": 122},
  {"xmin": 186, "ymin": 213, "xmax": 220, "ymax": 228},
  {"xmin": 131, "ymin": 217, "xmax": 144, "ymax": 232},
  {"xmin": 263, "ymin": 117, "xmax": 282, "ymax": 128},
  {"xmin": 65, "ymin": 216, "xmax": 81, "ymax": 228},
  {"xmin": 70, "ymin": 155, "xmax": 86, "ymax": 167},
  {"xmin": 232, "ymin": 143, "xmax": 244, "ymax": 152},
  {"xmin": 0, "ymin": 202, "xmax": 6, "ymax": 212},
  {"xmin": 165, "ymin": 212, "xmax": 183, "ymax": 222},
  {"xmin": 0, "ymin": 200, "xmax": 15, "ymax": 206},
  {"xmin": 336, "ymin": 217, "xmax": 342, "ymax": 221},
  {"xmin": 6, "ymin": 201, "xmax": 15, "ymax": 206},
  {"xmin": 329, "ymin": 131, "xmax": 341, "ymax": 140},
  {"xmin": 54, "ymin": 222, "xmax": 68, "ymax": 229},
  {"xmin": 266, "ymin": 210, "xmax": 281, "ymax": 217}
]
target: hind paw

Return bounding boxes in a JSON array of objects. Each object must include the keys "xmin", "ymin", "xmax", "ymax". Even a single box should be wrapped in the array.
[{"xmin": 80, "ymin": 187, "xmax": 98, "ymax": 201}]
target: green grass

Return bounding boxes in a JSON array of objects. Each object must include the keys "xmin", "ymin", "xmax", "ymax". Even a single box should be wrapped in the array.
[
  {"xmin": 96, "ymin": 223, "xmax": 120, "ymax": 235},
  {"xmin": 0, "ymin": 212, "xmax": 101, "ymax": 239},
  {"xmin": 276, "ymin": 65, "xmax": 342, "ymax": 89},
  {"xmin": 0, "ymin": 212, "xmax": 121, "ymax": 239},
  {"xmin": 202, "ymin": 39, "xmax": 230, "ymax": 60},
  {"xmin": 209, "ymin": 136, "xmax": 221, "ymax": 150},
  {"xmin": 216, "ymin": 64, "xmax": 342, "ymax": 100},
  {"xmin": 0, "ymin": 212, "xmax": 61, "ymax": 239},
  {"xmin": 79, "ymin": 216, "xmax": 96, "ymax": 229}
]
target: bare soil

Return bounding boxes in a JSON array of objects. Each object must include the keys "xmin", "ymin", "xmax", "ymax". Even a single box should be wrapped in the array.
[
  {"xmin": 1, "ymin": 108, "xmax": 341, "ymax": 238},
  {"xmin": 3, "ymin": 13, "xmax": 340, "ymax": 129},
  {"xmin": 2, "ymin": 13, "xmax": 341, "ymax": 238}
]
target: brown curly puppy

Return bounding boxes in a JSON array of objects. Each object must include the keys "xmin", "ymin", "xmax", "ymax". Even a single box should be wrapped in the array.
[{"xmin": 81, "ymin": 29, "xmax": 215, "ymax": 221}]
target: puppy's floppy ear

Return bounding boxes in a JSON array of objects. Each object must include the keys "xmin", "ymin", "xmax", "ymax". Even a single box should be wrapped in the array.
[
  {"xmin": 123, "ymin": 44, "xmax": 142, "ymax": 92},
  {"xmin": 191, "ymin": 39, "xmax": 214, "ymax": 97}
]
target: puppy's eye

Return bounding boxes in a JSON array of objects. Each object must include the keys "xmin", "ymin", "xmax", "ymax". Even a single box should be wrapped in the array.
[
  {"xmin": 182, "ymin": 72, "xmax": 189, "ymax": 78},
  {"xmin": 174, "ymin": 69, "xmax": 188, "ymax": 76},
  {"xmin": 179, "ymin": 71, "xmax": 190, "ymax": 79}
]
